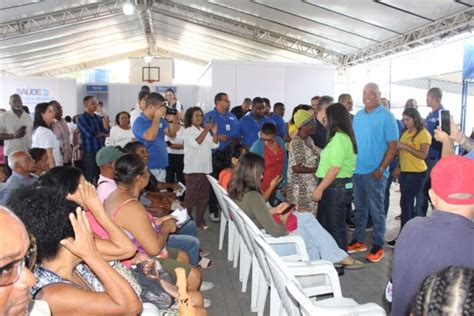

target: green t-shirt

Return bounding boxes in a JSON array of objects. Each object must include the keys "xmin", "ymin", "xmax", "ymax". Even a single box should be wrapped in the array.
[{"xmin": 316, "ymin": 132, "xmax": 356, "ymax": 179}]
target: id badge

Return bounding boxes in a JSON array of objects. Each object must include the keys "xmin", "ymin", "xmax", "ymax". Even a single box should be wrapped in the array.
[
  {"xmin": 345, "ymin": 183, "xmax": 353, "ymax": 190},
  {"xmin": 225, "ymin": 124, "xmax": 231, "ymax": 131}
]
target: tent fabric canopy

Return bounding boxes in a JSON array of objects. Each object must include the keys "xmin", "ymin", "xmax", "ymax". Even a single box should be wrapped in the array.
[{"xmin": 0, "ymin": 0, "xmax": 473, "ymax": 76}]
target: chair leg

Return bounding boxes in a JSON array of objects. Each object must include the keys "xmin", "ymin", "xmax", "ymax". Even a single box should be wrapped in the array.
[
  {"xmin": 270, "ymin": 286, "xmax": 283, "ymax": 316},
  {"xmin": 233, "ymin": 235, "xmax": 241, "ymax": 269},
  {"xmin": 227, "ymin": 222, "xmax": 234, "ymax": 261},
  {"xmin": 218, "ymin": 215, "xmax": 227, "ymax": 250},
  {"xmin": 257, "ymin": 279, "xmax": 269, "ymax": 316},
  {"xmin": 251, "ymin": 257, "xmax": 260, "ymax": 312},
  {"xmin": 240, "ymin": 250, "xmax": 252, "ymax": 292}
]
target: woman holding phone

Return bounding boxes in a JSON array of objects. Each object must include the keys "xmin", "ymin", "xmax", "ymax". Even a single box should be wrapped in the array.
[{"xmin": 228, "ymin": 152, "xmax": 364, "ymax": 268}]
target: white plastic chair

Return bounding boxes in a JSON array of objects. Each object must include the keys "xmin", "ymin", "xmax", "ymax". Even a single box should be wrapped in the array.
[
  {"xmin": 223, "ymin": 194, "xmax": 341, "ymax": 315},
  {"xmin": 206, "ymin": 175, "xmax": 238, "ymax": 263},
  {"xmin": 255, "ymin": 235, "xmax": 386, "ymax": 316}
]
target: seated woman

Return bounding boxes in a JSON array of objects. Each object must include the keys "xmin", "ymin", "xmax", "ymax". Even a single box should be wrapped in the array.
[
  {"xmin": 8, "ymin": 186, "xmax": 142, "ymax": 315},
  {"xmin": 104, "ymin": 153, "xmax": 203, "ymax": 290},
  {"xmin": 28, "ymin": 147, "xmax": 51, "ymax": 177},
  {"xmin": 218, "ymin": 143, "xmax": 245, "ymax": 190},
  {"xmin": 228, "ymin": 152, "xmax": 364, "ymax": 269}
]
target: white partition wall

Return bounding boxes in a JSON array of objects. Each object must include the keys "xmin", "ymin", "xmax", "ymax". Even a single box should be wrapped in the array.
[
  {"xmin": 196, "ymin": 60, "xmax": 336, "ymax": 120},
  {"xmin": 0, "ymin": 76, "xmax": 77, "ymax": 116}
]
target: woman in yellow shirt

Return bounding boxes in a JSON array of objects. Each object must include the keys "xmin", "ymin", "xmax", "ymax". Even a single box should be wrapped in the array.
[{"xmin": 397, "ymin": 108, "xmax": 432, "ymax": 230}]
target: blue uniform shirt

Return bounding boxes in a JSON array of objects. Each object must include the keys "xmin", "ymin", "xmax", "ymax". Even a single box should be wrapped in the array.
[
  {"xmin": 425, "ymin": 106, "xmax": 444, "ymax": 160},
  {"xmin": 132, "ymin": 113, "xmax": 169, "ymax": 169},
  {"xmin": 238, "ymin": 113, "xmax": 275, "ymax": 147},
  {"xmin": 353, "ymin": 105, "xmax": 399, "ymax": 176},
  {"xmin": 204, "ymin": 108, "xmax": 239, "ymax": 151},
  {"xmin": 270, "ymin": 112, "xmax": 287, "ymax": 139}
]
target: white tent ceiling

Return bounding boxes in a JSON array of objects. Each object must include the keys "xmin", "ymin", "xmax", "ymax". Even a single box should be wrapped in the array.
[{"xmin": 0, "ymin": 0, "xmax": 473, "ymax": 77}]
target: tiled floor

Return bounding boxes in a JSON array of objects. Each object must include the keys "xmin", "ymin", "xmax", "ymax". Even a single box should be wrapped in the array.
[{"xmin": 199, "ymin": 187, "xmax": 403, "ymax": 315}]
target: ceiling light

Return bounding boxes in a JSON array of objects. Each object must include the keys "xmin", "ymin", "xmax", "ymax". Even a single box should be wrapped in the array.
[
  {"xmin": 144, "ymin": 55, "xmax": 153, "ymax": 63},
  {"xmin": 123, "ymin": 1, "xmax": 134, "ymax": 15}
]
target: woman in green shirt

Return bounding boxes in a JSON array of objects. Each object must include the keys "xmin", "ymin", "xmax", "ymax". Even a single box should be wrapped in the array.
[{"xmin": 313, "ymin": 103, "xmax": 357, "ymax": 251}]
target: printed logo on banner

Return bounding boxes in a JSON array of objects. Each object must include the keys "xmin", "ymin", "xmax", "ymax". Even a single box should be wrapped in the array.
[{"xmin": 16, "ymin": 87, "xmax": 53, "ymax": 105}]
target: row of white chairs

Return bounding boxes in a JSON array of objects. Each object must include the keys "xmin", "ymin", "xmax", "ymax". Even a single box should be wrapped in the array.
[{"xmin": 207, "ymin": 175, "xmax": 386, "ymax": 315}]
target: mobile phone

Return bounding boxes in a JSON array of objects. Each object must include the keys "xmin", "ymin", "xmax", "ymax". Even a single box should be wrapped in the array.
[
  {"xmin": 440, "ymin": 110, "xmax": 450, "ymax": 135},
  {"xmin": 208, "ymin": 116, "xmax": 214, "ymax": 123},
  {"xmin": 280, "ymin": 204, "xmax": 296, "ymax": 215}
]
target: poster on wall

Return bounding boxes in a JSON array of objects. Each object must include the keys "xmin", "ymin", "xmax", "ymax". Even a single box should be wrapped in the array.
[
  {"xmin": 156, "ymin": 86, "xmax": 177, "ymax": 94},
  {"xmin": 463, "ymin": 37, "xmax": 474, "ymax": 80}
]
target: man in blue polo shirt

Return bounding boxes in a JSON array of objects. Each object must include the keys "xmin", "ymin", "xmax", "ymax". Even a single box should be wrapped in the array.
[
  {"xmin": 204, "ymin": 92, "xmax": 239, "ymax": 222},
  {"xmin": 132, "ymin": 92, "xmax": 177, "ymax": 182},
  {"xmin": 237, "ymin": 97, "xmax": 275, "ymax": 150},
  {"xmin": 347, "ymin": 83, "xmax": 399, "ymax": 263},
  {"xmin": 270, "ymin": 102, "xmax": 287, "ymax": 139},
  {"xmin": 417, "ymin": 87, "xmax": 444, "ymax": 216}
]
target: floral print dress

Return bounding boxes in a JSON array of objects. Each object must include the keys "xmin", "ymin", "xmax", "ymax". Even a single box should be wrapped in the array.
[{"xmin": 287, "ymin": 135, "xmax": 320, "ymax": 212}]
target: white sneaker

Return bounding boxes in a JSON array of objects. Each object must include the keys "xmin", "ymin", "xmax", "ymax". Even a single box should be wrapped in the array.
[
  {"xmin": 204, "ymin": 298, "xmax": 212, "ymax": 308},
  {"xmin": 209, "ymin": 213, "xmax": 220, "ymax": 222},
  {"xmin": 200, "ymin": 281, "xmax": 214, "ymax": 291}
]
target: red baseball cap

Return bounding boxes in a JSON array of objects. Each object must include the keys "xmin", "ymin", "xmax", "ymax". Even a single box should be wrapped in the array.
[{"xmin": 431, "ymin": 155, "xmax": 474, "ymax": 205}]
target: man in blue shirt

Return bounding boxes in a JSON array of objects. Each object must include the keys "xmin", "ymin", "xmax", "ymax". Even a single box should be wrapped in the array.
[
  {"xmin": 237, "ymin": 97, "xmax": 275, "ymax": 150},
  {"xmin": 132, "ymin": 92, "xmax": 177, "ymax": 182},
  {"xmin": 204, "ymin": 92, "xmax": 239, "ymax": 221},
  {"xmin": 347, "ymin": 83, "xmax": 399, "ymax": 263},
  {"xmin": 270, "ymin": 102, "xmax": 287, "ymax": 139},
  {"xmin": 417, "ymin": 87, "xmax": 444, "ymax": 216},
  {"xmin": 77, "ymin": 95, "xmax": 109, "ymax": 183},
  {"xmin": 0, "ymin": 151, "xmax": 36, "ymax": 205}
]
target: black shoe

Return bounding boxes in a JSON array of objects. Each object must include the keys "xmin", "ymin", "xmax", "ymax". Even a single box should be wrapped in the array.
[
  {"xmin": 334, "ymin": 264, "xmax": 345, "ymax": 276},
  {"xmin": 346, "ymin": 218, "xmax": 356, "ymax": 230},
  {"xmin": 387, "ymin": 239, "xmax": 397, "ymax": 247}
]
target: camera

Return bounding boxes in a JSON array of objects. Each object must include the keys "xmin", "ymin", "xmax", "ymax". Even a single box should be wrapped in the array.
[{"xmin": 166, "ymin": 107, "xmax": 178, "ymax": 115}]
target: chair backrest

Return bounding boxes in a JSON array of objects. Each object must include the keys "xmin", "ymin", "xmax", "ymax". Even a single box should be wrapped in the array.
[
  {"xmin": 255, "ymin": 235, "xmax": 302, "ymax": 316},
  {"xmin": 286, "ymin": 281, "xmax": 318, "ymax": 316},
  {"xmin": 222, "ymin": 195, "xmax": 255, "ymax": 257},
  {"xmin": 230, "ymin": 199, "xmax": 273, "ymax": 286},
  {"xmin": 206, "ymin": 175, "xmax": 231, "ymax": 220}
]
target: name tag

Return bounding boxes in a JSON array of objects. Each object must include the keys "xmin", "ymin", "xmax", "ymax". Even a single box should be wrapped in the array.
[
  {"xmin": 258, "ymin": 131, "xmax": 261, "ymax": 138},
  {"xmin": 225, "ymin": 124, "xmax": 231, "ymax": 131},
  {"xmin": 345, "ymin": 183, "xmax": 353, "ymax": 190}
]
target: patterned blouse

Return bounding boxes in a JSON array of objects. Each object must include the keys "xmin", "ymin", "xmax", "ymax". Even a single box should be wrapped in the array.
[{"xmin": 287, "ymin": 135, "xmax": 320, "ymax": 212}]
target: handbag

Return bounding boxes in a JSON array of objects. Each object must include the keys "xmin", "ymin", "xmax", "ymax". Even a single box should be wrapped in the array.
[
  {"xmin": 111, "ymin": 261, "xmax": 142, "ymax": 297},
  {"xmin": 133, "ymin": 259, "xmax": 176, "ymax": 310}
]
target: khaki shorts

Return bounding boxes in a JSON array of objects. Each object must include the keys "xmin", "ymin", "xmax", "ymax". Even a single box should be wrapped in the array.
[{"xmin": 158, "ymin": 247, "xmax": 193, "ymax": 278}]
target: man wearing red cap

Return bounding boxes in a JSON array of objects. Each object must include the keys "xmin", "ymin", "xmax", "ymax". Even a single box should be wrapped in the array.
[{"xmin": 391, "ymin": 155, "xmax": 474, "ymax": 315}]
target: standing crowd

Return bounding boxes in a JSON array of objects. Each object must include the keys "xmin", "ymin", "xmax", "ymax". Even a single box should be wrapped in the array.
[{"xmin": 0, "ymin": 82, "xmax": 473, "ymax": 315}]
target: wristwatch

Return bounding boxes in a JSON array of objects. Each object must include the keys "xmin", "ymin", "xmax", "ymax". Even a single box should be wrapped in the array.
[{"xmin": 377, "ymin": 167, "xmax": 384, "ymax": 173}]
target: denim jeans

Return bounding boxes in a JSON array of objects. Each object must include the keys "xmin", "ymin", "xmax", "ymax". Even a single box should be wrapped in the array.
[
  {"xmin": 167, "ymin": 234, "xmax": 200, "ymax": 266},
  {"xmin": 177, "ymin": 219, "xmax": 198, "ymax": 238},
  {"xmin": 353, "ymin": 173, "xmax": 387, "ymax": 246},
  {"xmin": 416, "ymin": 158, "xmax": 437, "ymax": 216},
  {"xmin": 384, "ymin": 157, "xmax": 399, "ymax": 216},
  {"xmin": 399, "ymin": 171, "xmax": 427, "ymax": 229},
  {"xmin": 317, "ymin": 178, "xmax": 353, "ymax": 251},
  {"xmin": 271, "ymin": 212, "xmax": 347, "ymax": 263}
]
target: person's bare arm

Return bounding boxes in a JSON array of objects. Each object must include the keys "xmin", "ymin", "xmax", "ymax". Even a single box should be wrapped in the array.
[
  {"xmin": 194, "ymin": 123, "xmax": 213, "ymax": 145},
  {"xmin": 262, "ymin": 175, "xmax": 282, "ymax": 202},
  {"xmin": 77, "ymin": 183, "xmax": 136, "ymax": 261},
  {"xmin": 38, "ymin": 209, "xmax": 142, "ymax": 316},
  {"xmin": 45, "ymin": 148, "xmax": 55, "ymax": 169},
  {"xmin": 165, "ymin": 116, "xmax": 178, "ymax": 138},
  {"xmin": 398, "ymin": 142, "xmax": 430, "ymax": 160},
  {"xmin": 434, "ymin": 129, "xmax": 455, "ymax": 157},
  {"xmin": 142, "ymin": 107, "xmax": 166, "ymax": 142},
  {"xmin": 372, "ymin": 141, "xmax": 397, "ymax": 179}
]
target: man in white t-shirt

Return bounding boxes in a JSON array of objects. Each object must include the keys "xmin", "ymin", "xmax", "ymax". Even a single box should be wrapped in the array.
[
  {"xmin": 0, "ymin": 94, "xmax": 33, "ymax": 176},
  {"xmin": 130, "ymin": 90, "xmax": 149, "ymax": 127}
]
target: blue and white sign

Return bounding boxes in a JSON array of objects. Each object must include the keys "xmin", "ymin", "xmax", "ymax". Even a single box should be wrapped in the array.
[
  {"xmin": 462, "ymin": 37, "xmax": 474, "ymax": 80},
  {"xmin": 156, "ymin": 86, "xmax": 177, "ymax": 94},
  {"xmin": 86, "ymin": 85, "xmax": 108, "ymax": 93}
]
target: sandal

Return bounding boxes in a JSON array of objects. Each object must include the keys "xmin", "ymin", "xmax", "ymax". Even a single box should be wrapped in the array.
[
  {"xmin": 339, "ymin": 258, "xmax": 365, "ymax": 270},
  {"xmin": 200, "ymin": 248, "xmax": 210, "ymax": 257},
  {"xmin": 199, "ymin": 224, "xmax": 209, "ymax": 230},
  {"xmin": 199, "ymin": 257, "xmax": 213, "ymax": 269}
]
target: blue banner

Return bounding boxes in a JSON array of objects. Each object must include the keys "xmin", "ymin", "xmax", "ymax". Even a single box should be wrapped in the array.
[
  {"xmin": 462, "ymin": 38, "xmax": 474, "ymax": 79},
  {"xmin": 86, "ymin": 85, "xmax": 108, "ymax": 93},
  {"xmin": 156, "ymin": 86, "xmax": 177, "ymax": 94}
]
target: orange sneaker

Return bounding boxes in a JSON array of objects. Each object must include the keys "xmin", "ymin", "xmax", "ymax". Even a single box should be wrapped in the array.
[
  {"xmin": 347, "ymin": 240, "xmax": 367, "ymax": 253},
  {"xmin": 366, "ymin": 245, "xmax": 385, "ymax": 263}
]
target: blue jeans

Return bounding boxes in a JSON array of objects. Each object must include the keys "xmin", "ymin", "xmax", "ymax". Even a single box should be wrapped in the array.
[
  {"xmin": 272, "ymin": 212, "xmax": 347, "ymax": 263},
  {"xmin": 167, "ymin": 234, "xmax": 200, "ymax": 266},
  {"xmin": 177, "ymin": 220, "xmax": 198, "ymax": 238},
  {"xmin": 416, "ymin": 159, "xmax": 437, "ymax": 216},
  {"xmin": 353, "ymin": 173, "xmax": 387, "ymax": 246},
  {"xmin": 399, "ymin": 171, "xmax": 427, "ymax": 229}
]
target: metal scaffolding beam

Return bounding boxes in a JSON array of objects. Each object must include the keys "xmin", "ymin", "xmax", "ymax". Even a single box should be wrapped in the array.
[
  {"xmin": 342, "ymin": 8, "xmax": 474, "ymax": 66},
  {"xmin": 135, "ymin": 0, "xmax": 157, "ymax": 54},
  {"xmin": 27, "ymin": 47, "xmax": 208, "ymax": 77},
  {"xmin": 0, "ymin": 0, "xmax": 123, "ymax": 39},
  {"xmin": 151, "ymin": 0, "xmax": 344, "ymax": 65}
]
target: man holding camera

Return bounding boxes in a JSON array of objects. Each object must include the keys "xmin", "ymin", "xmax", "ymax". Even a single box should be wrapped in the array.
[
  {"xmin": 132, "ymin": 92, "xmax": 178, "ymax": 182},
  {"xmin": 0, "ymin": 94, "xmax": 33, "ymax": 177}
]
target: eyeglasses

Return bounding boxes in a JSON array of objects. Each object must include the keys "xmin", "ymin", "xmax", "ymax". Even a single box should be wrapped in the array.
[
  {"xmin": 261, "ymin": 137, "xmax": 275, "ymax": 144},
  {"xmin": 0, "ymin": 234, "xmax": 37, "ymax": 287}
]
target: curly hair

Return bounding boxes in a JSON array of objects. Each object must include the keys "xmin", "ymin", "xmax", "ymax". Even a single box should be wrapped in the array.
[
  {"xmin": 7, "ymin": 185, "xmax": 77, "ymax": 262},
  {"xmin": 411, "ymin": 266, "xmax": 474, "ymax": 315},
  {"xmin": 38, "ymin": 166, "xmax": 83, "ymax": 196},
  {"xmin": 184, "ymin": 107, "xmax": 203, "ymax": 128},
  {"xmin": 114, "ymin": 154, "xmax": 147, "ymax": 186}
]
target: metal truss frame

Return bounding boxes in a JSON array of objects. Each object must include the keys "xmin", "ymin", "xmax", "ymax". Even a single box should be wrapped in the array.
[
  {"xmin": 135, "ymin": 0, "xmax": 158, "ymax": 55},
  {"xmin": 150, "ymin": 0, "xmax": 344, "ymax": 65},
  {"xmin": 342, "ymin": 7, "xmax": 474, "ymax": 66},
  {"xmin": 0, "ymin": 0, "xmax": 122, "ymax": 39}
]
